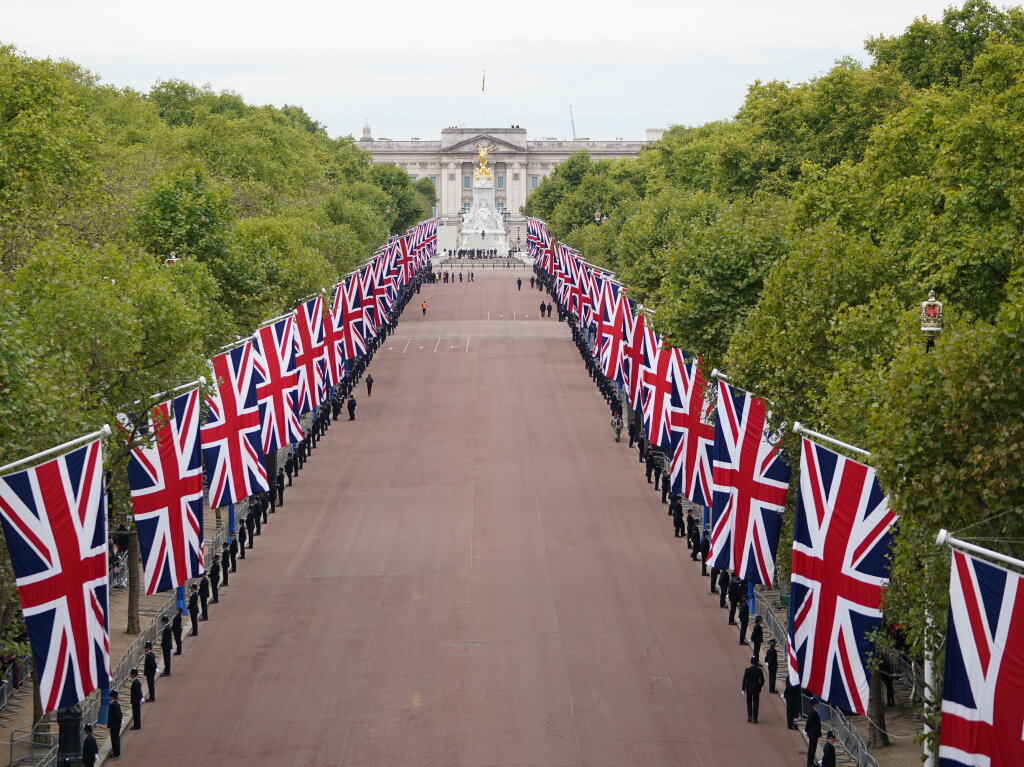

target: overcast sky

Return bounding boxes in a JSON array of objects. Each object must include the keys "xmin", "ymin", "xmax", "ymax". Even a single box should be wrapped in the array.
[{"xmin": 5, "ymin": 0, "xmax": 967, "ymax": 140}]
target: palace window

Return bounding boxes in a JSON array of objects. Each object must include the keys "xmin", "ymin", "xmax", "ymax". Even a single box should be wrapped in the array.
[
  {"xmin": 463, "ymin": 175, "xmax": 471, "ymax": 189},
  {"xmin": 497, "ymin": 202, "xmax": 506, "ymax": 213},
  {"xmin": 429, "ymin": 175, "xmax": 438, "ymax": 187},
  {"xmin": 530, "ymin": 175, "xmax": 540, "ymax": 189},
  {"xmin": 462, "ymin": 202, "xmax": 471, "ymax": 213},
  {"xmin": 497, "ymin": 175, "xmax": 505, "ymax": 189}
]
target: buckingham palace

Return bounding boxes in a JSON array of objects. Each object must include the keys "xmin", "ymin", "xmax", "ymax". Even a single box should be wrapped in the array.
[{"xmin": 358, "ymin": 124, "xmax": 662, "ymax": 246}]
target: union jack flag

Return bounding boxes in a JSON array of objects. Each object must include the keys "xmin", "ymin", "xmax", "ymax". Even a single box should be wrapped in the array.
[
  {"xmin": 360, "ymin": 265, "xmax": 379, "ymax": 335},
  {"xmin": 0, "ymin": 439, "xmax": 110, "ymax": 714},
  {"xmin": 127, "ymin": 389, "xmax": 205, "ymax": 595},
  {"xmin": 787, "ymin": 438, "xmax": 896, "ymax": 715},
  {"xmin": 622, "ymin": 310, "xmax": 646, "ymax": 409},
  {"xmin": 370, "ymin": 254, "xmax": 394, "ymax": 324},
  {"xmin": 293, "ymin": 296, "xmax": 326, "ymax": 414},
  {"xmin": 252, "ymin": 316, "xmax": 303, "ymax": 451},
  {"xmin": 939, "ymin": 550, "xmax": 1024, "ymax": 767},
  {"xmin": 201, "ymin": 341, "xmax": 269, "ymax": 507},
  {"xmin": 323, "ymin": 285, "xmax": 348, "ymax": 387},
  {"xmin": 598, "ymin": 286, "xmax": 630, "ymax": 385},
  {"xmin": 410, "ymin": 218, "xmax": 437, "ymax": 257},
  {"xmin": 667, "ymin": 353, "xmax": 715, "ymax": 506},
  {"xmin": 339, "ymin": 277, "xmax": 368, "ymax": 360},
  {"xmin": 709, "ymin": 380, "xmax": 790, "ymax": 586},
  {"xmin": 639, "ymin": 327, "xmax": 674, "ymax": 450},
  {"xmin": 526, "ymin": 217, "xmax": 546, "ymax": 254}
]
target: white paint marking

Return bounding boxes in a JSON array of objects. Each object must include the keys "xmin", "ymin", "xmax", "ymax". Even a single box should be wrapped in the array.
[
  {"xmin": 433, "ymin": 337, "xmax": 441, "ymax": 353},
  {"xmin": 418, "ymin": 346, "xmax": 424, "ymax": 350},
  {"xmin": 401, "ymin": 339, "xmax": 411, "ymax": 355},
  {"xmin": 513, "ymin": 312, "xmax": 516, "ymax": 320},
  {"xmin": 465, "ymin": 336, "xmax": 471, "ymax": 353},
  {"xmin": 487, "ymin": 312, "xmax": 490, "ymax": 321}
]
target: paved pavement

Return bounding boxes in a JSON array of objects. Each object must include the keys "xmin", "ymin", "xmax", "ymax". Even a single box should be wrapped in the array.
[{"xmin": 114, "ymin": 270, "xmax": 806, "ymax": 766}]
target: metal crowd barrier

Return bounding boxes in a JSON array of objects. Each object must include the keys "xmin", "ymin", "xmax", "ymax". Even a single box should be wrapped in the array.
[{"xmin": 885, "ymin": 647, "xmax": 925, "ymax": 707}]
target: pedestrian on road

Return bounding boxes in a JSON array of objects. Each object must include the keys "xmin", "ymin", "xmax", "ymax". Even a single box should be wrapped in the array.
[
  {"xmin": 804, "ymin": 701, "xmax": 822, "ymax": 766},
  {"xmin": 82, "ymin": 723, "xmax": 98, "ymax": 767},
  {"xmin": 699, "ymin": 530, "xmax": 711, "ymax": 576},
  {"xmin": 143, "ymin": 642, "xmax": 157, "ymax": 701},
  {"xmin": 611, "ymin": 414, "xmax": 622, "ymax": 442},
  {"xmin": 517, "ymin": 278, "xmax": 522, "ymax": 290},
  {"xmin": 159, "ymin": 617, "xmax": 172, "ymax": 677},
  {"xmin": 751, "ymin": 615, "xmax": 764, "ymax": 658},
  {"xmin": 107, "ymin": 689, "xmax": 123, "ymax": 756},
  {"xmin": 188, "ymin": 584, "xmax": 200, "ymax": 636},
  {"xmin": 421, "ymin": 301, "xmax": 427, "ymax": 315},
  {"xmin": 172, "ymin": 607, "xmax": 183, "ymax": 654},
  {"xmin": 820, "ymin": 731, "xmax": 837, "ymax": 767},
  {"xmin": 765, "ymin": 639, "xmax": 779, "ymax": 694},
  {"xmin": 672, "ymin": 501, "xmax": 684, "ymax": 538},
  {"xmin": 129, "ymin": 669, "xmax": 143, "ymax": 729},
  {"xmin": 546, "ymin": 301, "xmax": 552, "ymax": 318},
  {"xmin": 741, "ymin": 655, "xmax": 765, "ymax": 723},
  {"xmin": 276, "ymin": 469, "xmax": 285, "ymax": 506},
  {"xmin": 199, "ymin": 572, "xmax": 210, "ymax": 620},
  {"xmin": 348, "ymin": 396, "xmax": 357, "ymax": 420},
  {"xmin": 738, "ymin": 598, "xmax": 750, "ymax": 645},
  {"xmin": 209, "ymin": 559, "xmax": 220, "ymax": 603},
  {"xmin": 539, "ymin": 301, "xmax": 545, "ymax": 318},
  {"xmin": 366, "ymin": 374, "xmax": 374, "ymax": 396},
  {"xmin": 530, "ymin": 276, "xmax": 536, "ymax": 289}
]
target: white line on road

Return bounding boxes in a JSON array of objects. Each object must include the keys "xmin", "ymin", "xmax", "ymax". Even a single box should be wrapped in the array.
[
  {"xmin": 402, "ymin": 339, "xmax": 411, "ymax": 355},
  {"xmin": 433, "ymin": 337, "xmax": 441, "ymax": 353},
  {"xmin": 466, "ymin": 336, "xmax": 471, "ymax": 353}
]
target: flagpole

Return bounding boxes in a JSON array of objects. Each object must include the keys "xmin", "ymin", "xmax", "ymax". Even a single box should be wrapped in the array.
[
  {"xmin": 215, "ymin": 336, "xmax": 252, "ymax": 354},
  {"xmin": 792, "ymin": 422, "xmax": 871, "ymax": 457},
  {"xmin": 147, "ymin": 376, "xmax": 207, "ymax": 403},
  {"xmin": 258, "ymin": 312, "xmax": 293, "ymax": 329},
  {"xmin": 936, "ymin": 528, "xmax": 1024, "ymax": 571},
  {"xmin": 0, "ymin": 424, "xmax": 113, "ymax": 476}
]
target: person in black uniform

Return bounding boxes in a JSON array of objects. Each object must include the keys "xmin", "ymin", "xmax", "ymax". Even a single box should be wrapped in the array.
[
  {"xmin": 718, "ymin": 569, "xmax": 730, "ymax": 608},
  {"xmin": 820, "ymin": 731, "xmax": 837, "ymax": 767},
  {"xmin": 209, "ymin": 558, "xmax": 220, "ymax": 604},
  {"xmin": 245, "ymin": 510, "xmax": 255, "ymax": 548},
  {"xmin": 728, "ymin": 577, "xmax": 743, "ymax": 625},
  {"xmin": 686, "ymin": 512, "xmax": 697, "ymax": 550},
  {"xmin": 764, "ymin": 639, "xmax": 779, "ymax": 694},
  {"xmin": 237, "ymin": 522, "xmax": 247, "ymax": 559},
  {"xmin": 198, "ymin": 571, "xmax": 210, "ymax": 620},
  {"xmin": 82, "ymin": 723, "xmax": 98, "ymax": 767},
  {"xmin": 751, "ymin": 615, "xmax": 764, "ymax": 658},
  {"xmin": 546, "ymin": 301, "xmax": 552, "ymax": 318},
  {"xmin": 741, "ymin": 656, "xmax": 765, "ymax": 723},
  {"xmin": 172, "ymin": 607, "xmax": 183, "ymax": 654},
  {"xmin": 107, "ymin": 689, "xmax": 123, "ymax": 756},
  {"xmin": 672, "ymin": 500, "xmax": 684, "ymax": 538},
  {"xmin": 689, "ymin": 518, "xmax": 701, "ymax": 560},
  {"xmin": 710, "ymin": 567, "xmax": 720, "ymax": 594},
  {"xmin": 784, "ymin": 679, "xmax": 801, "ymax": 729},
  {"xmin": 260, "ymin": 493, "xmax": 269, "ymax": 524},
  {"xmin": 699, "ymin": 530, "xmax": 711, "ymax": 576},
  {"xmin": 158, "ymin": 617, "xmax": 172, "ymax": 676},
  {"xmin": 645, "ymin": 453, "xmax": 656, "ymax": 483},
  {"xmin": 660, "ymin": 470, "xmax": 670, "ymax": 504},
  {"xmin": 276, "ymin": 468, "xmax": 285, "ymax": 506},
  {"xmin": 221, "ymin": 542, "xmax": 231, "ymax": 583},
  {"xmin": 804, "ymin": 700, "xmax": 822, "ymax": 765},
  {"xmin": 143, "ymin": 642, "xmax": 157, "ymax": 701},
  {"xmin": 366, "ymin": 374, "xmax": 374, "ymax": 396},
  {"xmin": 738, "ymin": 597, "xmax": 750, "ymax": 645},
  {"xmin": 347, "ymin": 396, "xmax": 357, "ymax": 420},
  {"xmin": 252, "ymin": 503, "xmax": 262, "ymax": 537},
  {"xmin": 129, "ymin": 668, "xmax": 143, "ymax": 728},
  {"xmin": 879, "ymin": 654, "xmax": 896, "ymax": 707},
  {"xmin": 539, "ymin": 301, "xmax": 545, "ymax": 318},
  {"xmin": 285, "ymin": 452, "xmax": 295, "ymax": 485},
  {"xmin": 187, "ymin": 583, "xmax": 200, "ymax": 636}
]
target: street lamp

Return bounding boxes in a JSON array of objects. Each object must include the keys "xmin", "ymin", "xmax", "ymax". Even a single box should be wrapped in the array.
[
  {"xmin": 164, "ymin": 250, "xmax": 178, "ymax": 267},
  {"xmin": 920, "ymin": 289, "xmax": 943, "ymax": 353}
]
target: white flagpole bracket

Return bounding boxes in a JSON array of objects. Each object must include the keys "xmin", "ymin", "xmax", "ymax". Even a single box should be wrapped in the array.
[
  {"xmin": 710, "ymin": 369, "xmax": 729, "ymax": 380},
  {"xmin": 792, "ymin": 422, "xmax": 871, "ymax": 457},
  {"xmin": 936, "ymin": 528, "xmax": 1024, "ymax": 571},
  {"xmin": 0, "ymin": 424, "xmax": 112, "ymax": 476}
]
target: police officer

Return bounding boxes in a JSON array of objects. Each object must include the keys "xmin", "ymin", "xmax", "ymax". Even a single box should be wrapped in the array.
[
  {"xmin": 347, "ymin": 395, "xmax": 358, "ymax": 420},
  {"xmin": 107, "ymin": 689, "xmax": 123, "ymax": 756},
  {"xmin": 276, "ymin": 468, "xmax": 285, "ymax": 506},
  {"xmin": 738, "ymin": 597, "xmax": 750, "ymax": 645},
  {"xmin": 129, "ymin": 668, "xmax": 143, "ymax": 728},
  {"xmin": 222, "ymin": 541, "xmax": 232, "ymax": 582},
  {"xmin": 699, "ymin": 530, "xmax": 711, "ymax": 576},
  {"xmin": 804, "ymin": 703, "xmax": 822, "ymax": 766},
  {"xmin": 172, "ymin": 607, "xmax": 183, "ymax": 654},
  {"xmin": 198, "ymin": 570, "xmax": 210, "ymax": 619},
  {"xmin": 820, "ymin": 731, "xmax": 837, "ymax": 767},
  {"xmin": 741, "ymin": 655, "xmax": 765, "ymax": 723},
  {"xmin": 209, "ymin": 558, "xmax": 220, "ymax": 603},
  {"xmin": 285, "ymin": 452, "xmax": 295, "ymax": 485},
  {"xmin": 751, "ymin": 615, "xmax": 764, "ymax": 658},
  {"xmin": 718, "ymin": 569, "xmax": 730, "ymax": 608},
  {"xmin": 82, "ymin": 723, "xmax": 98, "ymax": 767},
  {"xmin": 143, "ymin": 642, "xmax": 157, "ymax": 701},
  {"xmin": 245, "ymin": 510, "xmax": 255, "ymax": 549},
  {"xmin": 366, "ymin": 374, "xmax": 374, "ymax": 396},
  {"xmin": 764, "ymin": 639, "xmax": 779, "ymax": 694},
  {"xmin": 672, "ymin": 500, "xmax": 684, "ymax": 538},
  {"xmin": 159, "ymin": 617, "xmax": 172, "ymax": 676},
  {"xmin": 237, "ymin": 520, "xmax": 247, "ymax": 559},
  {"xmin": 188, "ymin": 584, "xmax": 200, "ymax": 636}
]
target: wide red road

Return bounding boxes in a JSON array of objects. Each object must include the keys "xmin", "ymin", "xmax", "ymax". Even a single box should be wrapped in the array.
[{"xmin": 117, "ymin": 268, "xmax": 805, "ymax": 766}]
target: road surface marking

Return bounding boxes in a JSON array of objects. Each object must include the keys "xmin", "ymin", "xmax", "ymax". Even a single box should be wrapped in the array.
[
  {"xmin": 433, "ymin": 337, "xmax": 441, "ymax": 353},
  {"xmin": 401, "ymin": 339, "xmax": 411, "ymax": 355}
]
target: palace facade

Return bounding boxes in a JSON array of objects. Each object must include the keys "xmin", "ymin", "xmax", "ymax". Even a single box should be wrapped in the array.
[{"xmin": 358, "ymin": 124, "xmax": 661, "ymax": 246}]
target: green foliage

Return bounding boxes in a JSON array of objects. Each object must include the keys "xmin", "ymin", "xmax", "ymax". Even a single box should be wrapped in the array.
[{"xmin": 368, "ymin": 164, "xmax": 431, "ymax": 234}]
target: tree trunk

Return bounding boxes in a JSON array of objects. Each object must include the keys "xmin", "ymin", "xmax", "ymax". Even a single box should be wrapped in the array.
[
  {"xmin": 867, "ymin": 663, "xmax": 890, "ymax": 748},
  {"xmin": 126, "ymin": 533, "xmax": 140, "ymax": 634}
]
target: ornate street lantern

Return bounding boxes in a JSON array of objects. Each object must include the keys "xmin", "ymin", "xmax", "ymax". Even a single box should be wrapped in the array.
[{"xmin": 920, "ymin": 290, "xmax": 943, "ymax": 352}]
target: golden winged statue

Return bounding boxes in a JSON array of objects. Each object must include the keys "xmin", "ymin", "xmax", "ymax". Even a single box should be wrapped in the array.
[{"xmin": 474, "ymin": 142, "xmax": 495, "ymax": 182}]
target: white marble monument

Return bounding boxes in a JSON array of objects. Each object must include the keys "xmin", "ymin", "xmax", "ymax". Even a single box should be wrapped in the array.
[{"xmin": 457, "ymin": 143, "xmax": 509, "ymax": 253}]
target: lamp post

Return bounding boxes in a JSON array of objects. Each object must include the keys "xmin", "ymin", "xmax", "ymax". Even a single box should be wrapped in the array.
[
  {"xmin": 164, "ymin": 250, "xmax": 178, "ymax": 267},
  {"xmin": 920, "ymin": 290, "xmax": 943, "ymax": 353}
]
